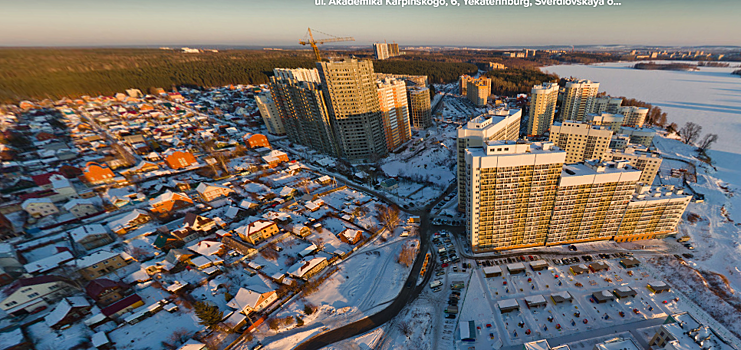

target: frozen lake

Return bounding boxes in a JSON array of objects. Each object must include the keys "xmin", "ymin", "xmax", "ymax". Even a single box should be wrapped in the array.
[{"xmin": 543, "ymin": 61, "xmax": 741, "ymax": 155}]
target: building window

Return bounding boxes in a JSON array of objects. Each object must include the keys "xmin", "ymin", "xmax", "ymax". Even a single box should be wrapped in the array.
[{"xmin": 28, "ymin": 292, "xmax": 39, "ymax": 298}]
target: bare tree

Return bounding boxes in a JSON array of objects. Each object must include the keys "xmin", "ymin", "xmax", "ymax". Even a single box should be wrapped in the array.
[
  {"xmin": 697, "ymin": 133, "xmax": 718, "ymax": 152},
  {"xmin": 679, "ymin": 122, "xmax": 702, "ymax": 145},
  {"xmin": 375, "ymin": 204, "xmax": 400, "ymax": 232}
]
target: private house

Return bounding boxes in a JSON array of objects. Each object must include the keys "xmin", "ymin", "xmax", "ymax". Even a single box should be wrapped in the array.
[
  {"xmin": 0, "ymin": 213, "xmax": 21, "ymax": 241},
  {"xmin": 183, "ymin": 212, "xmax": 217, "ymax": 233},
  {"xmin": 0, "ymin": 276, "xmax": 75, "ymax": 316},
  {"xmin": 85, "ymin": 278, "xmax": 131, "ymax": 306},
  {"xmin": 339, "ymin": 228, "xmax": 363, "ymax": 245},
  {"xmin": 171, "ymin": 228, "xmax": 200, "ymax": 244},
  {"xmin": 227, "ymin": 286, "xmax": 278, "ymax": 315},
  {"xmin": 149, "ymin": 191, "xmax": 193, "ymax": 214},
  {"xmin": 262, "ymin": 150, "xmax": 289, "ymax": 168},
  {"xmin": 69, "ymin": 251, "xmax": 129, "ymax": 280},
  {"xmin": 70, "ymin": 224, "xmax": 114, "ymax": 250},
  {"xmin": 187, "ymin": 240, "xmax": 223, "ymax": 257},
  {"xmin": 647, "ymin": 281, "xmax": 671, "ymax": 294},
  {"xmin": 287, "ymin": 257, "xmax": 328, "ymax": 280},
  {"xmin": 22, "ymin": 197, "xmax": 59, "ymax": 218},
  {"xmin": 243, "ymin": 133, "xmax": 270, "ymax": 149},
  {"xmin": 195, "ymin": 182, "xmax": 234, "ymax": 202},
  {"xmin": 45, "ymin": 296, "xmax": 92, "ymax": 329},
  {"xmin": 49, "ymin": 177, "xmax": 78, "ymax": 202},
  {"xmin": 82, "ymin": 162, "xmax": 116, "ymax": 185},
  {"xmin": 153, "ymin": 232, "xmax": 182, "ymax": 251},
  {"xmin": 107, "ymin": 209, "xmax": 150, "ymax": 235},
  {"xmin": 63, "ymin": 198, "xmax": 99, "ymax": 219},
  {"xmin": 292, "ymin": 225, "xmax": 311, "ymax": 238},
  {"xmin": 101, "ymin": 294, "xmax": 144, "ymax": 318},
  {"xmin": 0, "ymin": 327, "xmax": 32, "ymax": 350},
  {"xmin": 31, "ymin": 171, "xmax": 66, "ymax": 190},
  {"xmin": 120, "ymin": 161, "xmax": 159, "ymax": 176},
  {"xmin": 163, "ymin": 149, "xmax": 198, "ymax": 169},
  {"xmin": 234, "ymin": 219, "xmax": 278, "ymax": 245}
]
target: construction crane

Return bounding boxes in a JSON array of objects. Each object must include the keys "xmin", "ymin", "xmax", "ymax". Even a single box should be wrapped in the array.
[{"xmin": 299, "ymin": 28, "xmax": 354, "ymax": 61}]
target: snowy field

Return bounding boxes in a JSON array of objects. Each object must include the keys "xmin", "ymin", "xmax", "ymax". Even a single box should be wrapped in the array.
[{"xmin": 542, "ymin": 61, "xmax": 741, "ymax": 155}]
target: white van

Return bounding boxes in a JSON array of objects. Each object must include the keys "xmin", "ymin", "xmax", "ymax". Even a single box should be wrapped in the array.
[{"xmin": 430, "ymin": 280, "xmax": 443, "ymax": 289}]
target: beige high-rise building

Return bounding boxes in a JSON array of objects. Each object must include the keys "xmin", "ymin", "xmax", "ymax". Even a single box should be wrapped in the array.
[
  {"xmin": 273, "ymin": 68, "xmax": 320, "ymax": 83},
  {"xmin": 464, "ymin": 141, "xmax": 565, "ymax": 252},
  {"xmin": 618, "ymin": 126, "xmax": 656, "ymax": 147},
  {"xmin": 584, "ymin": 112, "xmax": 624, "ymax": 131},
  {"xmin": 618, "ymin": 106, "xmax": 649, "ymax": 127},
  {"xmin": 547, "ymin": 160, "xmax": 641, "ymax": 245},
  {"xmin": 376, "ymin": 78, "xmax": 411, "ymax": 151},
  {"xmin": 561, "ymin": 79, "xmax": 600, "ymax": 121},
  {"xmin": 407, "ymin": 86, "xmax": 432, "ymax": 129},
  {"xmin": 459, "ymin": 75, "xmax": 474, "ymax": 96},
  {"xmin": 456, "ymin": 109, "xmax": 522, "ymax": 211},
  {"xmin": 317, "ymin": 58, "xmax": 388, "ymax": 161},
  {"xmin": 615, "ymin": 185, "xmax": 691, "ymax": 242},
  {"xmin": 255, "ymin": 93, "xmax": 286, "ymax": 136},
  {"xmin": 549, "ymin": 121, "xmax": 613, "ymax": 164},
  {"xmin": 373, "ymin": 43, "xmax": 390, "ymax": 60},
  {"xmin": 602, "ymin": 146, "xmax": 662, "ymax": 185},
  {"xmin": 467, "ymin": 77, "xmax": 491, "ymax": 107},
  {"xmin": 269, "ymin": 77, "xmax": 338, "ymax": 156},
  {"xmin": 527, "ymin": 82, "xmax": 559, "ymax": 136},
  {"xmin": 590, "ymin": 96, "xmax": 622, "ymax": 114}
]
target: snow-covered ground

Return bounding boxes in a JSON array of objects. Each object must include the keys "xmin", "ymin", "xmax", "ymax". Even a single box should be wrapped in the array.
[{"xmin": 542, "ymin": 61, "xmax": 741, "ymax": 155}]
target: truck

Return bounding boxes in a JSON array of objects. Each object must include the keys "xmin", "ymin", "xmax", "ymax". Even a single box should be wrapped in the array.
[{"xmin": 430, "ymin": 280, "xmax": 443, "ymax": 289}]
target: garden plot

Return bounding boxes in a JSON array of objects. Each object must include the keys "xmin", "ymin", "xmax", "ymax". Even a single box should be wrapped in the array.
[{"xmin": 248, "ymin": 236, "xmax": 315, "ymax": 277}]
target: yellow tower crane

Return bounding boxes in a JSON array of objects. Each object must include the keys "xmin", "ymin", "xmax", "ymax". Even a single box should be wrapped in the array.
[{"xmin": 299, "ymin": 28, "xmax": 355, "ymax": 61}]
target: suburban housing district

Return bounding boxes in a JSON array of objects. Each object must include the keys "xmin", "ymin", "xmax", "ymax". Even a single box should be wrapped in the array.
[{"xmin": 0, "ymin": 46, "xmax": 736, "ymax": 350}]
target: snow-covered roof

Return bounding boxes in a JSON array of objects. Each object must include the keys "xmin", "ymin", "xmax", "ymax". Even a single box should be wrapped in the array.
[
  {"xmin": 279, "ymin": 186, "xmax": 295, "ymax": 197},
  {"xmin": 107, "ymin": 209, "xmax": 148, "ymax": 231},
  {"xmin": 227, "ymin": 287, "xmax": 273, "ymax": 311},
  {"xmin": 150, "ymin": 190, "xmax": 191, "ymax": 205},
  {"xmin": 187, "ymin": 240, "xmax": 223, "ymax": 256},
  {"xmin": 529, "ymin": 260, "xmax": 548, "ymax": 269},
  {"xmin": 483, "ymin": 266, "xmax": 502, "ymax": 275},
  {"xmin": 177, "ymin": 340, "xmax": 206, "ymax": 350},
  {"xmin": 45, "ymin": 296, "xmax": 90, "ymax": 327},
  {"xmin": 239, "ymin": 199, "xmax": 257, "ymax": 209},
  {"xmin": 190, "ymin": 256, "xmax": 213, "ymax": 269},
  {"xmin": 22, "ymin": 197, "xmax": 53, "ymax": 208},
  {"xmin": 69, "ymin": 224, "xmax": 108, "ymax": 242},
  {"xmin": 91, "ymin": 331, "xmax": 110, "ymax": 347},
  {"xmin": 225, "ymin": 206, "xmax": 241, "ymax": 219},
  {"xmin": 497, "ymin": 299, "xmax": 519, "ymax": 310},
  {"xmin": 24, "ymin": 251, "xmax": 74, "ymax": 274},
  {"xmin": 288, "ymin": 257, "xmax": 326, "ymax": 278},
  {"xmin": 196, "ymin": 182, "xmax": 231, "ymax": 194},
  {"xmin": 525, "ymin": 340, "xmax": 551, "ymax": 350},
  {"xmin": 234, "ymin": 219, "xmax": 275, "ymax": 237},
  {"xmin": 524, "ymin": 294, "xmax": 547, "ymax": 306},
  {"xmin": 507, "ymin": 262, "xmax": 525, "ymax": 272},
  {"xmin": 69, "ymin": 251, "xmax": 121, "ymax": 269}
]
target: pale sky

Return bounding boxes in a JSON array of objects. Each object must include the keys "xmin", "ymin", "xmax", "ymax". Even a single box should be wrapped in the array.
[{"xmin": 0, "ymin": 0, "xmax": 738, "ymax": 47}]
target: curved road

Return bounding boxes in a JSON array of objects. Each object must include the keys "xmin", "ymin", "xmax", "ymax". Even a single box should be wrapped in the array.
[{"xmin": 293, "ymin": 182, "xmax": 456, "ymax": 350}]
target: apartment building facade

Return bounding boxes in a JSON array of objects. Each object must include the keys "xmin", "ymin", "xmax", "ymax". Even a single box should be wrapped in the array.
[
  {"xmin": 602, "ymin": 146, "xmax": 662, "ymax": 185},
  {"xmin": 376, "ymin": 78, "xmax": 412, "ymax": 151},
  {"xmin": 619, "ymin": 126, "xmax": 656, "ymax": 147},
  {"xmin": 464, "ymin": 141, "xmax": 565, "ymax": 252},
  {"xmin": 618, "ymin": 106, "xmax": 649, "ymax": 128},
  {"xmin": 527, "ymin": 82, "xmax": 559, "ymax": 136},
  {"xmin": 590, "ymin": 96, "xmax": 623, "ymax": 115},
  {"xmin": 546, "ymin": 160, "xmax": 641, "ymax": 245},
  {"xmin": 272, "ymin": 67, "xmax": 320, "ymax": 83},
  {"xmin": 407, "ymin": 86, "xmax": 433, "ymax": 129},
  {"xmin": 467, "ymin": 77, "xmax": 491, "ymax": 107},
  {"xmin": 317, "ymin": 59, "xmax": 388, "ymax": 161},
  {"xmin": 583, "ymin": 113, "xmax": 625, "ymax": 131},
  {"xmin": 561, "ymin": 79, "xmax": 600, "ymax": 122},
  {"xmin": 255, "ymin": 93, "xmax": 286, "ymax": 135},
  {"xmin": 549, "ymin": 121, "xmax": 613, "ymax": 164},
  {"xmin": 456, "ymin": 109, "xmax": 522, "ymax": 211},
  {"xmin": 615, "ymin": 185, "xmax": 691, "ymax": 242},
  {"xmin": 269, "ymin": 76, "xmax": 339, "ymax": 157}
]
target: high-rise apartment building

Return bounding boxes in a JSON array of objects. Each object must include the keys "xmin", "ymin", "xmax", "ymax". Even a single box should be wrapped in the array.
[
  {"xmin": 273, "ymin": 68, "xmax": 320, "ymax": 83},
  {"xmin": 269, "ymin": 76, "xmax": 339, "ymax": 156},
  {"xmin": 464, "ymin": 141, "xmax": 565, "ymax": 252},
  {"xmin": 373, "ymin": 42, "xmax": 399, "ymax": 60},
  {"xmin": 459, "ymin": 75, "xmax": 474, "ymax": 96},
  {"xmin": 549, "ymin": 121, "xmax": 613, "ymax": 164},
  {"xmin": 376, "ymin": 78, "xmax": 412, "ymax": 151},
  {"xmin": 467, "ymin": 77, "xmax": 491, "ymax": 107},
  {"xmin": 561, "ymin": 79, "xmax": 600, "ymax": 122},
  {"xmin": 407, "ymin": 86, "xmax": 432, "ymax": 129},
  {"xmin": 618, "ymin": 106, "xmax": 649, "ymax": 128},
  {"xmin": 255, "ymin": 93, "xmax": 286, "ymax": 136},
  {"xmin": 590, "ymin": 96, "xmax": 623, "ymax": 114},
  {"xmin": 527, "ymin": 82, "xmax": 559, "ymax": 136},
  {"xmin": 373, "ymin": 43, "xmax": 390, "ymax": 60},
  {"xmin": 317, "ymin": 58, "xmax": 388, "ymax": 161},
  {"xmin": 602, "ymin": 146, "xmax": 662, "ymax": 185},
  {"xmin": 546, "ymin": 160, "xmax": 641, "ymax": 245},
  {"xmin": 615, "ymin": 184, "xmax": 691, "ymax": 242},
  {"xmin": 583, "ymin": 112, "xmax": 624, "ymax": 131},
  {"xmin": 456, "ymin": 109, "xmax": 522, "ymax": 211}
]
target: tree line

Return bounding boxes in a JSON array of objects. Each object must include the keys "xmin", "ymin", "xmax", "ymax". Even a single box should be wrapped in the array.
[
  {"xmin": 484, "ymin": 68, "xmax": 559, "ymax": 96},
  {"xmin": 371, "ymin": 60, "xmax": 478, "ymax": 84}
]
